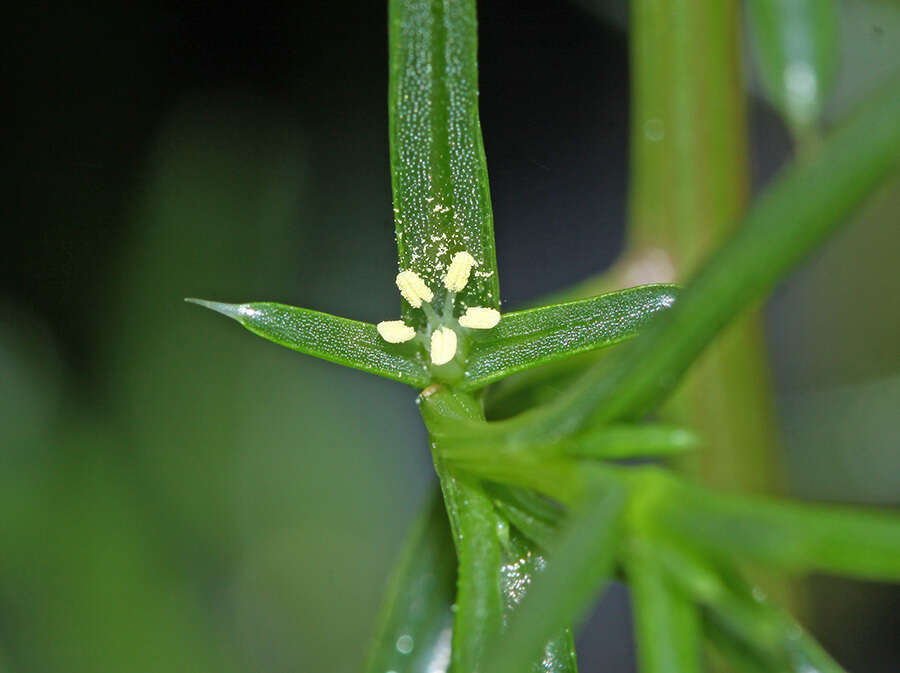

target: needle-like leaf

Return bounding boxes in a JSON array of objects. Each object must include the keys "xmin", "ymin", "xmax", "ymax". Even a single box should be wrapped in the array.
[
  {"xmin": 626, "ymin": 544, "xmax": 702, "ymax": 673},
  {"xmin": 459, "ymin": 285, "xmax": 679, "ymax": 390},
  {"xmin": 440, "ymin": 422, "xmax": 697, "ymax": 466},
  {"xmin": 389, "ymin": 0, "xmax": 499, "ymax": 319},
  {"xmin": 654, "ymin": 541, "xmax": 847, "ymax": 673},
  {"xmin": 186, "ymin": 299, "xmax": 431, "ymax": 387},
  {"xmin": 651, "ymin": 479, "xmax": 900, "ymax": 582}
]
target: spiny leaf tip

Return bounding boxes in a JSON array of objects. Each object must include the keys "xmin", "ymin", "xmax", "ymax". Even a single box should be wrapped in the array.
[{"xmin": 185, "ymin": 297, "xmax": 258, "ymax": 322}]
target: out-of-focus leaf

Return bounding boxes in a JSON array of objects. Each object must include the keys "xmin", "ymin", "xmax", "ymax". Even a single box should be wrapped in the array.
[
  {"xmin": 439, "ymin": 423, "xmax": 696, "ymax": 470},
  {"xmin": 704, "ymin": 619, "xmax": 775, "ymax": 673},
  {"xmin": 446, "ymin": 79, "xmax": 900, "ymax": 446},
  {"xmin": 565, "ymin": 424, "xmax": 697, "ymax": 460},
  {"xmin": 389, "ymin": 0, "xmax": 499, "ymax": 320},
  {"xmin": 363, "ymin": 491, "xmax": 455, "ymax": 673},
  {"xmin": 652, "ymin": 479, "xmax": 900, "ymax": 582},
  {"xmin": 626, "ymin": 543, "xmax": 701, "ymax": 673},
  {"xmin": 746, "ymin": 0, "xmax": 839, "ymax": 134},
  {"xmin": 459, "ymin": 285, "xmax": 679, "ymax": 390},
  {"xmin": 655, "ymin": 541, "xmax": 845, "ymax": 673},
  {"xmin": 484, "ymin": 485, "xmax": 625, "ymax": 673},
  {"xmin": 484, "ymin": 351, "xmax": 600, "ymax": 421},
  {"xmin": 186, "ymin": 299, "xmax": 431, "ymax": 387}
]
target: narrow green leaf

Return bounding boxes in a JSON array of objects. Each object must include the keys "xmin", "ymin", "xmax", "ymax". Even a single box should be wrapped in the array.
[
  {"xmin": 704, "ymin": 619, "xmax": 777, "ymax": 673},
  {"xmin": 186, "ymin": 299, "xmax": 431, "ymax": 387},
  {"xmin": 389, "ymin": 0, "xmax": 499, "ymax": 318},
  {"xmin": 746, "ymin": 0, "xmax": 839, "ymax": 136},
  {"xmin": 459, "ymin": 285, "xmax": 679, "ymax": 390},
  {"xmin": 564, "ymin": 424, "xmax": 698, "ymax": 460},
  {"xmin": 705, "ymin": 598, "xmax": 846, "ymax": 673},
  {"xmin": 439, "ymin": 423, "xmax": 696, "ymax": 471},
  {"xmin": 654, "ymin": 481, "xmax": 900, "ymax": 582},
  {"xmin": 450, "ymin": 78, "xmax": 900, "ymax": 445},
  {"xmin": 626, "ymin": 542, "xmax": 701, "ymax": 673},
  {"xmin": 484, "ymin": 485, "xmax": 625, "ymax": 673},
  {"xmin": 363, "ymin": 491, "xmax": 455, "ymax": 673},
  {"xmin": 654, "ymin": 541, "xmax": 846, "ymax": 673}
]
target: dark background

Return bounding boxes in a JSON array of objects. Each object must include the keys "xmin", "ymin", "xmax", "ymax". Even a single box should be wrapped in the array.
[{"xmin": 5, "ymin": 1, "xmax": 899, "ymax": 671}]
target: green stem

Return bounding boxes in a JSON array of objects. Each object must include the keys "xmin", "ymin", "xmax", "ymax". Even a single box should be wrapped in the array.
[
  {"xmin": 626, "ymin": 0, "xmax": 784, "ymax": 499},
  {"xmin": 421, "ymin": 389, "xmax": 505, "ymax": 673},
  {"xmin": 421, "ymin": 387, "xmax": 580, "ymax": 673}
]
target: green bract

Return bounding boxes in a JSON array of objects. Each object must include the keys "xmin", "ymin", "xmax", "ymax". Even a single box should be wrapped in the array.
[{"xmin": 188, "ymin": 0, "xmax": 900, "ymax": 671}]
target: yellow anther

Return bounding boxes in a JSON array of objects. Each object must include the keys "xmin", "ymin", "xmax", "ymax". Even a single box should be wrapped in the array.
[
  {"xmin": 458, "ymin": 306, "xmax": 501, "ymax": 329},
  {"xmin": 396, "ymin": 270, "xmax": 434, "ymax": 308},
  {"xmin": 376, "ymin": 320, "xmax": 416, "ymax": 343},
  {"xmin": 430, "ymin": 326, "xmax": 458, "ymax": 365},
  {"xmin": 443, "ymin": 251, "xmax": 477, "ymax": 292}
]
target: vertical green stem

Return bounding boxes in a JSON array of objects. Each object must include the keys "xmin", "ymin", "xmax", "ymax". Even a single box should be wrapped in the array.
[
  {"xmin": 423, "ymin": 389, "xmax": 505, "ymax": 672},
  {"xmin": 422, "ymin": 387, "xmax": 580, "ymax": 673},
  {"xmin": 626, "ymin": 0, "xmax": 784, "ymax": 497}
]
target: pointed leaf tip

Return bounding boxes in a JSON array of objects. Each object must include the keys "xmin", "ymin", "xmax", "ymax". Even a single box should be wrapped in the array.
[{"xmin": 184, "ymin": 297, "xmax": 251, "ymax": 322}]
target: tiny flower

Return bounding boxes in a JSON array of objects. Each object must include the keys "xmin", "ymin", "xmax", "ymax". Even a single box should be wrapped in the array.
[
  {"xmin": 396, "ymin": 270, "xmax": 434, "ymax": 308},
  {"xmin": 376, "ymin": 320, "xmax": 417, "ymax": 343},
  {"xmin": 458, "ymin": 306, "xmax": 501, "ymax": 329},
  {"xmin": 443, "ymin": 251, "xmax": 477, "ymax": 292},
  {"xmin": 430, "ymin": 326, "xmax": 458, "ymax": 365}
]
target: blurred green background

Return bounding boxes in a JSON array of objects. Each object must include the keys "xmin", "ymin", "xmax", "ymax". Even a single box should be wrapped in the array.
[{"xmin": 4, "ymin": 1, "xmax": 898, "ymax": 671}]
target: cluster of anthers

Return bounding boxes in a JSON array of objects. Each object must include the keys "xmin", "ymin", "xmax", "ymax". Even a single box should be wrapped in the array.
[{"xmin": 376, "ymin": 251, "xmax": 501, "ymax": 366}]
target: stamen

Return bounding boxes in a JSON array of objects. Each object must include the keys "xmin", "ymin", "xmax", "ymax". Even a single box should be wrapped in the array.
[
  {"xmin": 396, "ymin": 270, "xmax": 434, "ymax": 308},
  {"xmin": 376, "ymin": 320, "xmax": 417, "ymax": 343},
  {"xmin": 430, "ymin": 326, "xmax": 458, "ymax": 365},
  {"xmin": 443, "ymin": 251, "xmax": 477, "ymax": 292},
  {"xmin": 458, "ymin": 306, "xmax": 501, "ymax": 329}
]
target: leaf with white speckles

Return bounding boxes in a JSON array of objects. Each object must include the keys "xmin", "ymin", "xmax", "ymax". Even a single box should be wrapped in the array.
[
  {"xmin": 460, "ymin": 285, "xmax": 679, "ymax": 390},
  {"xmin": 389, "ymin": 0, "xmax": 499, "ymax": 323},
  {"xmin": 186, "ymin": 299, "xmax": 431, "ymax": 387}
]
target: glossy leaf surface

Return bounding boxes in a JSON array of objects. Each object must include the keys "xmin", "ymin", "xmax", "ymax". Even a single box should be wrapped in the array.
[
  {"xmin": 459, "ymin": 285, "xmax": 679, "ymax": 390},
  {"xmin": 389, "ymin": 0, "xmax": 499, "ymax": 318},
  {"xmin": 186, "ymin": 299, "xmax": 430, "ymax": 387},
  {"xmin": 500, "ymin": 531, "xmax": 579, "ymax": 673},
  {"xmin": 747, "ymin": 0, "xmax": 839, "ymax": 133},
  {"xmin": 363, "ymin": 492, "xmax": 455, "ymax": 673},
  {"xmin": 485, "ymin": 485, "xmax": 625, "ymax": 673}
]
